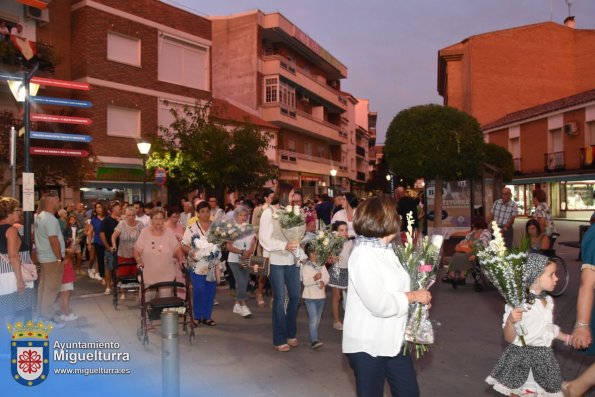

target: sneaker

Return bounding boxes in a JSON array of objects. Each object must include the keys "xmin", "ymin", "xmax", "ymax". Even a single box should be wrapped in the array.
[
  {"xmin": 311, "ymin": 340, "xmax": 324, "ymax": 350},
  {"xmin": 240, "ymin": 305, "xmax": 252, "ymax": 318},
  {"xmin": 120, "ymin": 293, "xmax": 126, "ymax": 300},
  {"xmin": 101, "ymin": 279, "xmax": 106, "ymax": 286},
  {"xmin": 88, "ymin": 268, "xmax": 96, "ymax": 278},
  {"xmin": 104, "ymin": 288, "xmax": 111, "ymax": 295},
  {"xmin": 233, "ymin": 303, "xmax": 242, "ymax": 315},
  {"xmin": 62, "ymin": 313, "xmax": 79, "ymax": 322},
  {"xmin": 333, "ymin": 322, "xmax": 343, "ymax": 331},
  {"xmin": 51, "ymin": 320, "xmax": 66, "ymax": 329},
  {"xmin": 213, "ymin": 299, "xmax": 219, "ymax": 306}
]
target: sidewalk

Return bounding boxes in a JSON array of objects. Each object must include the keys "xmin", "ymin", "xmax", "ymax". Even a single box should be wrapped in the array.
[{"xmin": 2, "ymin": 244, "xmax": 593, "ymax": 396}]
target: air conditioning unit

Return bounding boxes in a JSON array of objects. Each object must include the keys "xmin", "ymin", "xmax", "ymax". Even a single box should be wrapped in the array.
[
  {"xmin": 563, "ymin": 122, "xmax": 578, "ymax": 136},
  {"xmin": 24, "ymin": 4, "xmax": 50, "ymax": 23}
]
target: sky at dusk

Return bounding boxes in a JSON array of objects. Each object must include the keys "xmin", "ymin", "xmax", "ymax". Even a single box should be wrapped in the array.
[{"xmin": 165, "ymin": 0, "xmax": 595, "ymax": 144}]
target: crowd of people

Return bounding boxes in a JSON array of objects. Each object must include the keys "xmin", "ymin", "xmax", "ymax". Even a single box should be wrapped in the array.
[{"xmin": 0, "ymin": 183, "xmax": 593, "ymax": 397}]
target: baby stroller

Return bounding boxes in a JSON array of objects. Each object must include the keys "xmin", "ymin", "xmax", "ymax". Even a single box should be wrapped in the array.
[{"xmin": 137, "ymin": 266, "xmax": 195, "ymax": 345}]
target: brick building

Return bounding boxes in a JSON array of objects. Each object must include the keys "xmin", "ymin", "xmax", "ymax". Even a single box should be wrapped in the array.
[
  {"xmin": 438, "ymin": 18, "xmax": 595, "ymax": 221},
  {"xmin": 211, "ymin": 10, "xmax": 374, "ymax": 198}
]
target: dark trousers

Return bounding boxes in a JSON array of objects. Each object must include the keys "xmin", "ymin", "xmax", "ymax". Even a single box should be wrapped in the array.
[
  {"xmin": 346, "ymin": 351, "xmax": 420, "ymax": 397},
  {"xmin": 94, "ymin": 243, "xmax": 105, "ymax": 277}
]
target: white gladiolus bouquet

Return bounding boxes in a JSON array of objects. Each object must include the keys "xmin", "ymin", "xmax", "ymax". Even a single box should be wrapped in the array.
[
  {"xmin": 308, "ymin": 228, "xmax": 345, "ymax": 270},
  {"xmin": 273, "ymin": 205, "xmax": 306, "ymax": 263},
  {"xmin": 476, "ymin": 221, "xmax": 528, "ymax": 345},
  {"xmin": 189, "ymin": 236, "xmax": 221, "ymax": 279},
  {"xmin": 394, "ymin": 212, "xmax": 444, "ymax": 358},
  {"xmin": 207, "ymin": 219, "xmax": 257, "ymax": 245}
]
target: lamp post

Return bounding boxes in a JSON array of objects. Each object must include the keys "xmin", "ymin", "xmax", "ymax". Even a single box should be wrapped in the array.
[
  {"xmin": 386, "ymin": 172, "xmax": 395, "ymax": 196},
  {"xmin": 137, "ymin": 141, "xmax": 151, "ymax": 203},
  {"xmin": 8, "ymin": 64, "xmax": 40, "ymax": 247}
]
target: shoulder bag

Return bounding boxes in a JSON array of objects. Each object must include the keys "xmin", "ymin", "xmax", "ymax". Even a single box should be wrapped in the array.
[
  {"xmin": 240, "ymin": 238, "xmax": 270, "ymax": 277},
  {"xmin": 0, "ymin": 252, "xmax": 38, "ymax": 282}
]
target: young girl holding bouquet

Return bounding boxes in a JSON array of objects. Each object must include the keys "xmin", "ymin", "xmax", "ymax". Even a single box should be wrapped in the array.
[
  {"xmin": 486, "ymin": 254, "xmax": 571, "ymax": 396},
  {"xmin": 328, "ymin": 221, "xmax": 353, "ymax": 331},
  {"xmin": 301, "ymin": 242, "xmax": 329, "ymax": 349}
]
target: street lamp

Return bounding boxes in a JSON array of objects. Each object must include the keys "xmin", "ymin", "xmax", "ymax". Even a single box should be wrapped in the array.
[
  {"xmin": 8, "ymin": 64, "xmax": 40, "ymax": 247},
  {"xmin": 386, "ymin": 172, "xmax": 395, "ymax": 196},
  {"xmin": 137, "ymin": 141, "xmax": 151, "ymax": 203}
]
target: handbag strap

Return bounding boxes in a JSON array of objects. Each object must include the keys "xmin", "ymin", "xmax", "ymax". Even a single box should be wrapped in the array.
[{"xmin": 250, "ymin": 237, "xmax": 260, "ymax": 256}]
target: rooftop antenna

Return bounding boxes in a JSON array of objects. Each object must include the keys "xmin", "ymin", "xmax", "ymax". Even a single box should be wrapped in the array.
[{"xmin": 565, "ymin": 0, "xmax": 573, "ymax": 17}]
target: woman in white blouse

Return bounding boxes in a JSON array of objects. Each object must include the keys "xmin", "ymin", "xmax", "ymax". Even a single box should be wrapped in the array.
[
  {"xmin": 331, "ymin": 192, "xmax": 358, "ymax": 237},
  {"xmin": 343, "ymin": 196, "xmax": 431, "ymax": 397},
  {"xmin": 259, "ymin": 182, "xmax": 299, "ymax": 352}
]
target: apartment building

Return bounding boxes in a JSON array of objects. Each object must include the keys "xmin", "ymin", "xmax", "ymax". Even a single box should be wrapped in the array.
[{"xmin": 211, "ymin": 10, "xmax": 373, "ymax": 198}]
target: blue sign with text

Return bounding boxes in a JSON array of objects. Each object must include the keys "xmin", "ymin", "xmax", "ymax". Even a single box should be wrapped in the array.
[
  {"xmin": 30, "ymin": 131, "xmax": 93, "ymax": 143},
  {"xmin": 31, "ymin": 96, "xmax": 93, "ymax": 108}
]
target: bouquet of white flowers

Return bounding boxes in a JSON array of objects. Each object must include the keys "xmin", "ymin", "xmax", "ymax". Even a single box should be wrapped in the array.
[
  {"xmin": 476, "ymin": 222, "xmax": 528, "ymax": 345},
  {"xmin": 188, "ymin": 236, "xmax": 221, "ymax": 281},
  {"xmin": 273, "ymin": 205, "xmax": 306, "ymax": 263},
  {"xmin": 394, "ymin": 212, "xmax": 444, "ymax": 358},
  {"xmin": 207, "ymin": 219, "xmax": 257, "ymax": 245},
  {"xmin": 308, "ymin": 228, "xmax": 345, "ymax": 270}
]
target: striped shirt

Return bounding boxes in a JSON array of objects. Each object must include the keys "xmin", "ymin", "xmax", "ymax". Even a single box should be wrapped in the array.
[{"xmin": 491, "ymin": 199, "xmax": 518, "ymax": 227}]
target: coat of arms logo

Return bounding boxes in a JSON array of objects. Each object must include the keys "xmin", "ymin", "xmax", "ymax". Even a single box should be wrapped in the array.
[{"xmin": 7, "ymin": 320, "xmax": 53, "ymax": 387}]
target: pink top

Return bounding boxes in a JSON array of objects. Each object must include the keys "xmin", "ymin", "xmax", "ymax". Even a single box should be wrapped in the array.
[{"xmin": 135, "ymin": 227, "xmax": 180, "ymax": 286}]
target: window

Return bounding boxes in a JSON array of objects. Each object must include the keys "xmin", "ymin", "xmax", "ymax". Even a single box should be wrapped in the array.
[
  {"xmin": 287, "ymin": 139, "xmax": 296, "ymax": 152},
  {"xmin": 304, "ymin": 143, "xmax": 312, "ymax": 156},
  {"xmin": 158, "ymin": 35, "xmax": 209, "ymax": 90},
  {"xmin": 509, "ymin": 137, "xmax": 520, "ymax": 172},
  {"xmin": 264, "ymin": 77, "xmax": 278, "ymax": 103},
  {"xmin": 561, "ymin": 182, "xmax": 595, "ymax": 210},
  {"xmin": 588, "ymin": 121, "xmax": 595, "ymax": 146},
  {"xmin": 263, "ymin": 76, "xmax": 295, "ymax": 109},
  {"xmin": 107, "ymin": 32, "xmax": 140, "ymax": 67},
  {"xmin": 107, "ymin": 105, "xmax": 140, "ymax": 138},
  {"xmin": 318, "ymin": 146, "xmax": 326, "ymax": 159}
]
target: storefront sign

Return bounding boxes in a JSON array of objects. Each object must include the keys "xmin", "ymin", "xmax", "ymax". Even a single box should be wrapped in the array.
[{"xmin": 96, "ymin": 167, "xmax": 143, "ymax": 182}]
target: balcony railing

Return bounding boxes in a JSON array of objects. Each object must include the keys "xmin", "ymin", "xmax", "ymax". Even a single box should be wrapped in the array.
[
  {"xmin": 0, "ymin": 37, "xmax": 57, "ymax": 72},
  {"xmin": 580, "ymin": 146, "xmax": 595, "ymax": 169},
  {"xmin": 279, "ymin": 149, "xmax": 337, "ymax": 165},
  {"xmin": 544, "ymin": 152, "xmax": 565, "ymax": 172},
  {"xmin": 356, "ymin": 145, "xmax": 366, "ymax": 157},
  {"xmin": 356, "ymin": 171, "xmax": 366, "ymax": 181}
]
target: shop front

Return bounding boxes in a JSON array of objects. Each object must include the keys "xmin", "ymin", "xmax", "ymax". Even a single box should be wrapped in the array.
[{"xmin": 81, "ymin": 165, "xmax": 158, "ymax": 207}]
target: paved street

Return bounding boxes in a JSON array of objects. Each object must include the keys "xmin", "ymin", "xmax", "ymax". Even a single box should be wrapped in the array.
[{"xmin": 2, "ymin": 236, "xmax": 594, "ymax": 397}]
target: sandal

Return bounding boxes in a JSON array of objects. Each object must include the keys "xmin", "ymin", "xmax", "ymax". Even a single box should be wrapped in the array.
[
  {"xmin": 202, "ymin": 319, "xmax": 216, "ymax": 326},
  {"xmin": 274, "ymin": 344, "xmax": 290, "ymax": 352},
  {"xmin": 256, "ymin": 293, "xmax": 265, "ymax": 307},
  {"xmin": 287, "ymin": 338, "xmax": 299, "ymax": 347}
]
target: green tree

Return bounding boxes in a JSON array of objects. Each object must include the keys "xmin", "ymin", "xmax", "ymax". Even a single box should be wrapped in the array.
[
  {"xmin": 148, "ymin": 101, "xmax": 278, "ymax": 197},
  {"xmin": 484, "ymin": 143, "xmax": 514, "ymax": 182},
  {"xmin": 384, "ymin": 104, "xmax": 485, "ymax": 227},
  {"xmin": 365, "ymin": 153, "xmax": 391, "ymax": 193}
]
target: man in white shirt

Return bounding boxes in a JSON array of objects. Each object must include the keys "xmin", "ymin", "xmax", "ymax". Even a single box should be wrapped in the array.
[
  {"xmin": 133, "ymin": 201, "xmax": 150, "ymax": 227},
  {"xmin": 208, "ymin": 196, "xmax": 224, "ymax": 223},
  {"xmin": 179, "ymin": 201, "xmax": 193, "ymax": 229}
]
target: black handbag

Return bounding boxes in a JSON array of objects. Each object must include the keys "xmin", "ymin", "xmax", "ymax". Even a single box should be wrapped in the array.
[{"xmin": 240, "ymin": 238, "xmax": 270, "ymax": 277}]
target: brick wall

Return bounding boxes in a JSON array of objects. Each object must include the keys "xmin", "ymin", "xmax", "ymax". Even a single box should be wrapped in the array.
[{"xmin": 520, "ymin": 119, "xmax": 549, "ymax": 174}]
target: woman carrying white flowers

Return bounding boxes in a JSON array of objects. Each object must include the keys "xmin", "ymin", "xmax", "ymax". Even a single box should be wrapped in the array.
[
  {"xmin": 181, "ymin": 201, "xmax": 219, "ymax": 326},
  {"xmin": 259, "ymin": 182, "xmax": 301, "ymax": 352}
]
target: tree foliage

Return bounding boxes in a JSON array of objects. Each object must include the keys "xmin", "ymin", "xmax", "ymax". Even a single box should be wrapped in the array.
[
  {"xmin": 484, "ymin": 143, "xmax": 514, "ymax": 182},
  {"xmin": 384, "ymin": 104, "xmax": 485, "ymax": 227},
  {"xmin": 384, "ymin": 104, "xmax": 485, "ymax": 181},
  {"xmin": 147, "ymin": 101, "xmax": 278, "ymax": 195},
  {"xmin": 365, "ymin": 153, "xmax": 391, "ymax": 193}
]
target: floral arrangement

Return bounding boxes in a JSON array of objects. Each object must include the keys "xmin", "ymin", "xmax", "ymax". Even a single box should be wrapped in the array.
[
  {"xmin": 188, "ymin": 236, "xmax": 221, "ymax": 278},
  {"xmin": 394, "ymin": 212, "xmax": 444, "ymax": 358},
  {"xmin": 273, "ymin": 205, "xmax": 306, "ymax": 263},
  {"xmin": 207, "ymin": 219, "xmax": 257, "ymax": 245},
  {"xmin": 308, "ymin": 228, "xmax": 345, "ymax": 270},
  {"xmin": 273, "ymin": 205, "xmax": 306, "ymax": 228},
  {"xmin": 476, "ymin": 222, "xmax": 528, "ymax": 345}
]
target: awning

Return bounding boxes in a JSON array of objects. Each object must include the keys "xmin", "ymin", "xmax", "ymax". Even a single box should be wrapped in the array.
[
  {"xmin": 510, "ymin": 173, "xmax": 595, "ymax": 185},
  {"xmin": 16, "ymin": 0, "xmax": 48, "ymax": 9}
]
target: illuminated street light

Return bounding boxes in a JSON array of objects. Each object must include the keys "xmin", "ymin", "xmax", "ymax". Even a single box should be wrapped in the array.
[{"xmin": 137, "ymin": 141, "xmax": 151, "ymax": 203}]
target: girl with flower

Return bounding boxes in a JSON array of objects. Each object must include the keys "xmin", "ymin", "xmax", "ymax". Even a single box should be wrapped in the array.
[
  {"xmin": 328, "ymin": 221, "xmax": 353, "ymax": 331},
  {"xmin": 259, "ymin": 182, "xmax": 300, "ymax": 352},
  {"xmin": 301, "ymin": 241, "xmax": 330, "ymax": 350},
  {"xmin": 181, "ymin": 201, "xmax": 219, "ymax": 326},
  {"xmin": 486, "ymin": 254, "xmax": 571, "ymax": 396}
]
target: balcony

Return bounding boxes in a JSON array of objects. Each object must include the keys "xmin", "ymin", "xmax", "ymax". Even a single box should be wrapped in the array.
[
  {"xmin": 261, "ymin": 104, "xmax": 347, "ymax": 144},
  {"xmin": 278, "ymin": 149, "xmax": 339, "ymax": 175},
  {"xmin": 0, "ymin": 37, "xmax": 57, "ymax": 72},
  {"xmin": 356, "ymin": 171, "xmax": 367, "ymax": 182},
  {"xmin": 261, "ymin": 56, "xmax": 346, "ymax": 111},
  {"xmin": 544, "ymin": 152, "xmax": 565, "ymax": 172},
  {"xmin": 356, "ymin": 145, "xmax": 366, "ymax": 158},
  {"xmin": 580, "ymin": 147, "xmax": 595, "ymax": 169}
]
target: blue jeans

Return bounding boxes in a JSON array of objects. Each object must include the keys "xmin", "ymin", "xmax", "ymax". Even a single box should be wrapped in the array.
[
  {"xmin": 190, "ymin": 273, "xmax": 216, "ymax": 321},
  {"xmin": 227, "ymin": 262, "xmax": 249, "ymax": 301},
  {"xmin": 346, "ymin": 351, "xmax": 419, "ymax": 397},
  {"xmin": 269, "ymin": 264, "xmax": 301, "ymax": 346},
  {"xmin": 304, "ymin": 298, "xmax": 325, "ymax": 342}
]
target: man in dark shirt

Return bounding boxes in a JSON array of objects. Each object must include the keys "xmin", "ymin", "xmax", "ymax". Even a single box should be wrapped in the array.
[
  {"xmin": 316, "ymin": 194, "xmax": 333, "ymax": 226},
  {"xmin": 396, "ymin": 187, "xmax": 419, "ymax": 232},
  {"xmin": 100, "ymin": 201, "xmax": 121, "ymax": 295}
]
